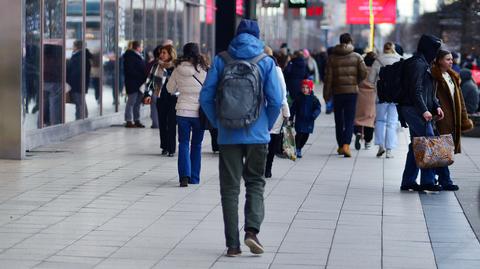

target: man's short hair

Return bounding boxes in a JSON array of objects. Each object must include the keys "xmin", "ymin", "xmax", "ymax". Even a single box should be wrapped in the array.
[
  {"xmin": 131, "ymin": 41, "xmax": 142, "ymax": 50},
  {"xmin": 339, "ymin": 33, "xmax": 352, "ymax": 44}
]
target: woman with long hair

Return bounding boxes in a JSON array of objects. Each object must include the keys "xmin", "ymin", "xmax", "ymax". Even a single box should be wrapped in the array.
[
  {"xmin": 167, "ymin": 43, "xmax": 208, "ymax": 187},
  {"xmin": 155, "ymin": 44, "xmax": 177, "ymax": 157},
  {"xmin": 431, "ymin": 49, "xmax": 473, "ymax": 191}
]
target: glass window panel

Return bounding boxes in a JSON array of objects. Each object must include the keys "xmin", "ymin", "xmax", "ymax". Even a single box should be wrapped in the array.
[
  {"xmin": 118, "ymin": 0, "xmax": 133, "ymax": 114},
  {"xmin": 102, "ymin": 0, "xmax": 117, "ymax": 115},
  {"xmin": 132, "ymin": 0, "xmax": 144, "ymax": 42},
  {"xmin": 145, "ymin": 0, "xmax": 156, "ymax": 63},
  {"xmin": 23, "ymin": 0, "xmax": 41, "ymax": 130},
  {"xmin": 157, "ymin": 0, "xmax": 166, "ymax": 43},
  {"xmin": 167, "ymin": 0, "xmax": 176, "ymax": 46},
  {"xmin": 85, "ymin": 0, "xmax": 101, "ymax": 118},
  {"xmin": 176, "ymin": 1, "xmax": 184, "ymax": 48},
  {"xmin": 65, "ymin": 0, "xmax": 85, "ymax": 122}
]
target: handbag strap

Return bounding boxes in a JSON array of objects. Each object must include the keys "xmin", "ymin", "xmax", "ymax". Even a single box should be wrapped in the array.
[{"xmin": 192, "ymin": 75, "xmax": 203, "ymax": 86}]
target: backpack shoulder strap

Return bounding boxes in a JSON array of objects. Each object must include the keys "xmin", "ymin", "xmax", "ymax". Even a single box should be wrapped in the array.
[
  {"xmin": 250, "ymin": 53, "xmax": 267, "ymax": 65},
  {"xmin": 219, "ymin": 51, "xmax": 234, "ymax": 64}
]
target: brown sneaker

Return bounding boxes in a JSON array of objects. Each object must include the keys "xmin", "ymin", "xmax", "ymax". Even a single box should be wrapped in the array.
[
  {"xmin": 125, "ymin": 121, "xmax": 135, "ymax": 128},
  {"xmin": 226, "ymin": 247, "xmax": 241, "ymax": 257},
  {"xmin": 244, "ymin": 231, "xmax": 264, "ymax": 254},
  {"xmin": 337, "ymin": 147, "xmax": 344, "ymax": 155},
  {"xmin": 342, "ymin": 144, "xmax": 351, "ymax": 158}
]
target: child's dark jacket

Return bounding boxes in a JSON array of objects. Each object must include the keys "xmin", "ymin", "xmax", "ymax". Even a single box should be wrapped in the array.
[{"xmin": 290, "ymin": 94, "xmax": 321, "ymax": 133}]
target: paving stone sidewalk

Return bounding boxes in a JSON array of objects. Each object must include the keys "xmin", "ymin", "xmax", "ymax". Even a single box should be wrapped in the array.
[{"xmin": 0, "ymin": 114, "xmax": 479, "ymax": 269}]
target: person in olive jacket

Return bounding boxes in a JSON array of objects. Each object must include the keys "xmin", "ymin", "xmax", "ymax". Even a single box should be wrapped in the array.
[{"xmin": 323, "ymin": 33, "xmax": 367, "ymax": 157}]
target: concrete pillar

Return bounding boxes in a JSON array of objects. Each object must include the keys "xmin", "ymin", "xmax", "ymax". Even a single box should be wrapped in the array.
[{"xmin": 0, "ymin": 0, "xmax": 24, "ymax": 159}]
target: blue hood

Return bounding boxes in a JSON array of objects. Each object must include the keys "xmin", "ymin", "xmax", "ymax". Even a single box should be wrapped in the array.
[{"xmin": 228, "ymin": 33, "xmax": 264, "ymax": 60}]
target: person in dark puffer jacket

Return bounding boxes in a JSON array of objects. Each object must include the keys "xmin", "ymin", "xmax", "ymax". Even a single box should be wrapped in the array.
[
  {"xmin": 459, "ymin": 68, "xmax": 479, "ymax": 114},
  {"xmin": 290, "ymin": 79, "xmax": 321, "ymax": 158}
]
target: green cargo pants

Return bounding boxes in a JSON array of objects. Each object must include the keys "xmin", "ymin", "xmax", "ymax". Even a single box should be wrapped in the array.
[{"xmin": 218, "ymin": 144, "xmax": 268, "ymax": 248}]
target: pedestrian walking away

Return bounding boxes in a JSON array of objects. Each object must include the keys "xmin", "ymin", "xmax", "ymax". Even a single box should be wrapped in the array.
[{"xmin": 200, "ymin": 19, "xmax": 283, "ymax": 257}]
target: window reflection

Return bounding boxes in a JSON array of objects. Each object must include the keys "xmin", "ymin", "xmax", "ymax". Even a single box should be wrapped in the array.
[
  {"xmin": 23, "ymin": 0, "xmax": 41, "ymax": 130},
  {"xmin": 65, "ymin": 0, "xmax": 86, "ymax": 121},
  {"xmin": 103, "ymin": 0, "xmax": 117, "ymax": 115},
  {"xmin": 86, "ymin": 0, "xmax": 101, "ymax": 117},
  {"xmin": 118, "ymin": 0, "xmax": 133, "ymax": 114},
  {"xmin": 43, "ymin": 0, "xmax": 64, "ymax": 127}
]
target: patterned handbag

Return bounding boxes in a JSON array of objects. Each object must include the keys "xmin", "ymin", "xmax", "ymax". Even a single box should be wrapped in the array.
[
  {"xmin": 413, "ymin": 133, "xmax": 454, "ymax": 169},
  {"xmin": 281, "ymin": 124, "xmax": 297, "ymax": 161}
]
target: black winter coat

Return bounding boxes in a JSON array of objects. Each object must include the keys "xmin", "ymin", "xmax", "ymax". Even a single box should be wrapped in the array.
[
  {"xmin": 398, "ymin": 54, "xmax": 439, "ymax": 115},
  {"xmin": 123, "ymin": 50, "xmax": 147, "ymax": 94},
  {"xmin": 66, "ymin": 50, "xmax": 91, "ymax": 93},
  {"xmin": 284, "ymin": 57, "xmax": 309, "ymax": 99},
  {"xmin": 460, "ymin": 69, "xmax": 480, "ymax": 114}
]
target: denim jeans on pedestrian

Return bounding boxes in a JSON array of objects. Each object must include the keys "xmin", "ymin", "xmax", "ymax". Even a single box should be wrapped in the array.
[
  {"xmin": 43, "ymin": 82, "xmax": 62, "ymax": 126},
  {"xmin": 400, "ymin": 106, "xmax": 436, "ymax": 186},
  {"xmin": 177, "ymin": 116, "xmax": 205, "ymax": 184},
  {"xmin": 71, "ymin": 92, "xmax": 88, "ymax": 120},
  {"xmin": 124, "ymin": 91, "xmax": 142, "ymax": 122},
  {"xmin": 435, "ymin": 166, "xmax": 453, "ymax": 186},
  {"xmin": 333, "ymin": 93, "xmax": 357, "ymax": 147},
  {"xmin": 218, "ymin": 144, "xmax": 267, "ymax": 248},
  {"xmin": 375, "ymin": 102, "xmax": 399, "ymax": 149}
]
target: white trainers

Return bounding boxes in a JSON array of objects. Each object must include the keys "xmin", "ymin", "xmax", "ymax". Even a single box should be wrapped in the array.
[{"xmin": 385, "ymin": 149, "xmax": 393, "ymax": 158}]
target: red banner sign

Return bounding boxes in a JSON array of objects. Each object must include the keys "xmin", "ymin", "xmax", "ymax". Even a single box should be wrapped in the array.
[{"xmin": 346, "ymin": 0, "xmax": 396, "ymax": 24}]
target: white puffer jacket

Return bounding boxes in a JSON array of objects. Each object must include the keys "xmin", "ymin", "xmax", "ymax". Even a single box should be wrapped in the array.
[
  {"xmin": 270, "ymin": 66, "xmax": 291, "ymax": 134},
  {"xmin": 167, "ymin": 62, "xmax": 207, "ymax": 117},
  {"xmin": 368, "ymin": 53, "xmax": 402, "ymax": 85}
]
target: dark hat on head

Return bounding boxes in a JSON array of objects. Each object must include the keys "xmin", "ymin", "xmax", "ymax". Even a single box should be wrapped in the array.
[{"xmin": 236, "ymin": 19, "xmax": 260, "ymax": 38}]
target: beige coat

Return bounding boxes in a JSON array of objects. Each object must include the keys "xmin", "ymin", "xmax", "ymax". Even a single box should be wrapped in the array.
[{"xmin": 354, "ymin": 67, "xmax": 376, "ymax": 127}]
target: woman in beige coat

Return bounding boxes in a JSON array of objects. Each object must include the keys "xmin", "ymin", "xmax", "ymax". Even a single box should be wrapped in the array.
[{"xmin": 354, "ymin": 52, "xmax": 377, "ymax": 150}]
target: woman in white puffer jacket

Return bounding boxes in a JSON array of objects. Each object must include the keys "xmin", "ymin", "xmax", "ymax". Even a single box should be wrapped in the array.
[
  {"xmin": 368, "ymin": 42, "xmax": 402, "ymax": 159},
  {"xmin": 264, "ymin": 46, "xmax": 290, "ymax": 178},
  {"xmin": 167, "ymin": 43, "xmax": 208, "ymax": 187}
]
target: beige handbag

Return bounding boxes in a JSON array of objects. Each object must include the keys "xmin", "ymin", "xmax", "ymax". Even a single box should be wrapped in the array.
[{"xmin": 413, "ymin": 134, "xmax": 454, "ymax": 169}]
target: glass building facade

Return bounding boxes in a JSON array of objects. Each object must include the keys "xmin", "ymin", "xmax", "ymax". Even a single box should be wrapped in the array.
[{"xmin": 22, "ymin": 0, "xmax": 215, "ymax": 131}]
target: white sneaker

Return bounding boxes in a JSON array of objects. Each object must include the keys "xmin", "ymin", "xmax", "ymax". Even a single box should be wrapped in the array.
[
  {"xmin": 365, "ymin": 142, "xmax": 372, "ymax": 150},
  {"xmin": 385, "ymin": 149, "xmax": 393, "ymax": 158}
]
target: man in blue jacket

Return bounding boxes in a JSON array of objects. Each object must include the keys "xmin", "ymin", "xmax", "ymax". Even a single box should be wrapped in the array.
[{"xmin": 200, "ymin": 19, "xmax": 282, "ymax": 257}]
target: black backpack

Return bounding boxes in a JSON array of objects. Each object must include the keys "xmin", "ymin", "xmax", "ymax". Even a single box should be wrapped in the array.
[
  {"xmin": 377, "ymin": 59, "xmax": 405, "ymax": 103},
  {"xmin": 216, "ymin": 51, "xmax": 267, "ymax": 129}
]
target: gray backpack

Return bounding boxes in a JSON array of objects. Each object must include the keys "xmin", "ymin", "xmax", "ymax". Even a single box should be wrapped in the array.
[{"xmin": 216, "ymin": 51, "xmax": 267, "ymax": 129}]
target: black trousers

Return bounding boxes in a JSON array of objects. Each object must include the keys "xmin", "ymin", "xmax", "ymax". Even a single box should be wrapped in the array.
[
  {"xmin": 209, "ymin": 128, "xmax": 219, "ymax": 152},
  {"xmin": 265, "ymin": 133, "xmax": 282, "ymax": 173},
  {"xmin": 354, "ymin": 125, "xmax": 374, "ymax": 143},
  {"xmin": 157, "ymin": 97, "xmax": 177, "ymax": 153},
  {"xmin": 295, "ymin": 132, "xmax": 310, "ymax": 150}
]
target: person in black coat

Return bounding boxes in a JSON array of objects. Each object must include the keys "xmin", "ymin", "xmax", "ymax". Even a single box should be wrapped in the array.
[
  {"xmin": 123, "ymin": 40, "xmax": 147, "ymax": 127},
  {"xmin": 460, "ymin": 68, "xmax": 480, "ymax": 114},
  {"xmin": 397, "ymin": 34, "xmax": 445, "ymax": 192},
  {"xmin": 66, "ymin": 40, "xmax": 91, "ymax": 120},
  {"xmin": 284, "ymin": 50, "xmax": 309, "ymax": 100},
  {"xmin": 290, "ymin": 79, "xmax": 321, "ymax": 158}
]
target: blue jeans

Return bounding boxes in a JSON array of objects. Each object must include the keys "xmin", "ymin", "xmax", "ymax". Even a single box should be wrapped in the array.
[
  {"xmin": 124, "ymin": 91, "xmax": 142, "ymax": 122},
  {"xmin": 400, "ymin": 106, "xmax": 436, "ymax": 186},
  {"xmin": 333, "ymin": 94, "xmax": 357, "ymax": 147},
  {"xmin": 374, "ymin": 102, "xmax": 398, "ymax": 149},
  {"xmin": 177, "ymin": 116, "xmax": 205, "ymax": 184}
]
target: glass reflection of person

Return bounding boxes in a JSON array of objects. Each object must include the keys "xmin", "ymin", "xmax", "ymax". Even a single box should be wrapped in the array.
[
  {"xmin": 67, "ymin": 40, "xmax": 91, "ymax": 120},
  {"xmin": 43, "ymin": 44, "xmax": 63, "ymax": 126}
]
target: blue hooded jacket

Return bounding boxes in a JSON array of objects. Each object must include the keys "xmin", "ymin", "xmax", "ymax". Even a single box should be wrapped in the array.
[{"xmin": 199, "ymin": 33, "xmax": 282, "ymax": 145}]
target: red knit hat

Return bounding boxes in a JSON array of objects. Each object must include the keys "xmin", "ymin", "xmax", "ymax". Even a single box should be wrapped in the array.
[{"xmin": 301, "ymin": 79, "xmax": 314, "ymax": 94}]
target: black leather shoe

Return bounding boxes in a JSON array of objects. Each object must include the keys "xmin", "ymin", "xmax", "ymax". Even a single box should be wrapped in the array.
[
  {"xmin": 354, "ymin": 134, "xmax": 361, "ymax": 150},
  {"xmin": 442, "ymin": 184, "xmax": 459, "ymax": 191},
  {"xmin": 421, "ymin": 184, "xmax": 441, "ymax": 192},
  {"xmin": 265, "ymin": 170, "xmax": 272, "ymax": 178},
  {"xmin": 161, "ymin": 149, "xmax": 168, "ymax": 156},
  {"xmin": 226, "ymin": 247, "xmax": 241, "ymax": 257},
  {"xmin": 134, "ymin": 121, "xmax": 145, "ymax": 128},
  {"xmin": 179, "ymin": 176, "xmax": 189, "ymax": 187},
  {"xmin": 400, "ymin": 183, "xmax": 422, "ymax": 191}
]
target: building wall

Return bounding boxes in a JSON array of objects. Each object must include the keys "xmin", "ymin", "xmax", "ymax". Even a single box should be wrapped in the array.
[{"xmin": 11, "ymin": 0, "xmax": 216, "ymax": 158}]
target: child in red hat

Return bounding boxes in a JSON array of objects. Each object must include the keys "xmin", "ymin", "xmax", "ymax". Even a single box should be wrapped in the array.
[{"xmin": 289, "ymin": 79, "xmax": 321, "ymax": 158}]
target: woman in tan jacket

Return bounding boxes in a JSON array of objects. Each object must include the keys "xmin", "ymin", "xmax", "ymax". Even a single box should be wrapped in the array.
[{"xmin": 432, "ymin": 49, "xmax": 474, "ymax": 191}]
